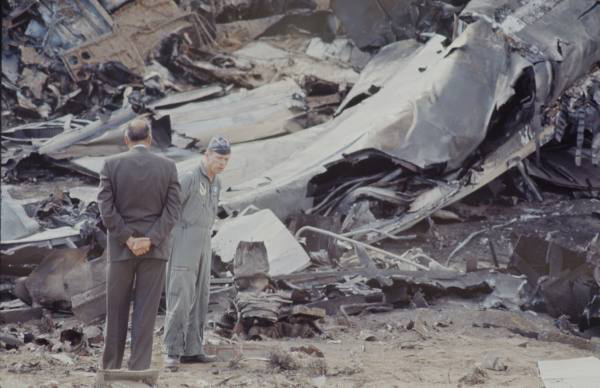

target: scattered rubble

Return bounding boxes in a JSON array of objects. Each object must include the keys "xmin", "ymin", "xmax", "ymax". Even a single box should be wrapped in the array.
[{"xmin": 1, "ymin": 0, "xmax": 600, "ymax": 386}]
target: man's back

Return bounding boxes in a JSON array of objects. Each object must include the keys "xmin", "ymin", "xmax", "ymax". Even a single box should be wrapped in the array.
[{"xmin": 99, "ymin": 146, "xmax": 180, "ymax": 261}]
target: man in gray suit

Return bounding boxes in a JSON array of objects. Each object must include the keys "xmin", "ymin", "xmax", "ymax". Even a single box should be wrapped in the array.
[{"xmin": 98, "ymin": 118, "xmax": 181, "ymax": 371}]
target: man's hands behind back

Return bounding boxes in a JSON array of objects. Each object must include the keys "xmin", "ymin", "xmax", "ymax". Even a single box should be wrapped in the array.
[{"xmin": 126, "ymin": 237, "xmax": 151, "ymax": 256}]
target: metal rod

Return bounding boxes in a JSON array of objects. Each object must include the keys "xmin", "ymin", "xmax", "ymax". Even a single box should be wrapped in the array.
[
  {"xmin": 343, "ymin": 228, "xmax": 417, "ymax": 241},
  {"xmin": 488, "ymin": 239, "xmax": 500, "ymax": 268},
  {"xmin": 295, "ymin": 226, "xmax": 430, "ymax": 271},
  {"xmin": 446, "ymin": 219, "xmax": 516, "ymax": 266},
  {"xmin": 445, "ymin": 229, "xmax": 486, "ymax": 266},
  {"xmin": 517, "ymin": 161, "xmax": 543, "ymax": 202}
]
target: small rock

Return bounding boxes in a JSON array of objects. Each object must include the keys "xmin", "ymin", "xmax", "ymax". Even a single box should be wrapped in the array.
[
  {"xmin": 413, "ymin": 314, "xmax": 429, "ymax": 339},
  {"xmin": 400, "ymin": 342, "xmax": 423, "ymax": 350},
  {"xmin": 0, "ymin": 333, "xmax": 24, "ymax": 349},
  {"xmin": 23, "ymin": 332, "xmax": 35, "ymax": 343},
  {"xmin": 269, "ymin": 348, "xmax": 327, "ymax": 377},
  {"xmin": 517, "ymin": 341, "xmax": 528, "ymax": 348},
  {"xmin": 311, "ymin": 375, "xmax": 327, "ymax": 387},
  {"xmin": 34, "ymin": 336, "xmax": 53, "ymax": 347},
  {"xmin": 290, "ymin": 345, "xmax": 325, "ymax": 358},
  {"xmin": 83, "ymin": 326, "xmax": 103, "ymax": 344},
  {"xmin": 24, "ymin": 343, "xmax": 37, "ymax": 351},
  {"xmin": 50, "ymin": 353, "xmax": 75, "ymax": 365},
  {"xmin": 39, "ymin": 380, "xmax": 60, "ymax": 388},
  {"xmin": 410, "ymin": 290, "xmax": 429, "ymax": 308},
  {"xmin": 359, "ymin": 330, "xmax": 377, "ymax": 342},
  {"xmin": 51, "ymin": 342, "xmax": 64, "ymax": 353},
  {"xmin": 481, "ymin": 353, "xmax": 507, "ymax": 371}
]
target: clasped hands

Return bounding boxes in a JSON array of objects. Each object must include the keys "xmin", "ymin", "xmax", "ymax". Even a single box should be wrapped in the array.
[{"xmin": 126, "ymin": 236, "xmax": 151, "ymax": 256}]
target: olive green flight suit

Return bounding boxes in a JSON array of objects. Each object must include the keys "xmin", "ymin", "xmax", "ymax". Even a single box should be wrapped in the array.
[{"xmin": 164, "ymin": 162, "xmax": 220, "ymax": 356}]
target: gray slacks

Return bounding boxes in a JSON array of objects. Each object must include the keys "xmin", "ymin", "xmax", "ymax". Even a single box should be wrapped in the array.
[{"xmin": 102, "ymin": 257, "xmax": 166, "ymax": 370}]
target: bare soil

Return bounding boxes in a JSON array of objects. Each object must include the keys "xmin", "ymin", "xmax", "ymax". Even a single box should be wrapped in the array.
[{"xmin": 1, "ymin": 303, "xmax": 598, "ymax": 388}]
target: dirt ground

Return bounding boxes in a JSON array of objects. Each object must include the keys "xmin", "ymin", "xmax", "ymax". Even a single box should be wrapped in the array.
[{"xmin": 1, "ymin": 302, "xmax": 598, "ymax": 388}]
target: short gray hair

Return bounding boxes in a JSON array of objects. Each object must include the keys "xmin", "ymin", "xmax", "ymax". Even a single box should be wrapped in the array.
[{"xmin": 126, "ymin": 119, "xmax": 151, "ymax": 142}]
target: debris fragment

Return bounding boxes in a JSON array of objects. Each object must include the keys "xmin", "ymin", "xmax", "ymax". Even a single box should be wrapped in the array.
[
  {"xmin": 458, "ymin": 366, "xmax": 488, "ymax": 386},
  {"xmin": 269, "ymin": 348, "xmax": 327, "ymax": 376},
  {"xmin": 213, "ymin": 208, "xmax": 311, "ymax": 276},
  {"xmin": 538, "ymin": 357, "xmax": 600, "ymax": 388},
  {"xmin": 289, "ymin": 345, "xmax": 325, "ymax": 358},
  {"xmin": 359, "ymin": 330, "xmax": 377, "ymax": 342},
  {"xmin": 95, "ymin": 368, "xmax": 160, "ymax": 388},
  {"xmin": 49, "ymin": 353, "xmax": 74, "ymax": 366},
  {"xmin": 233, "ymin": 241, "xmax": 271, "ymax": 291},
  {"xmin": 481, "ymin": 353, "xmax": 507, "ymax": 372}
]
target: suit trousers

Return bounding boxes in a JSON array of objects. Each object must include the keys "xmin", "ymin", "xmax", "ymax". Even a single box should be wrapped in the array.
[{"xmin": 102, "ymin": 257, "xmax": 166, "ymax": 370}]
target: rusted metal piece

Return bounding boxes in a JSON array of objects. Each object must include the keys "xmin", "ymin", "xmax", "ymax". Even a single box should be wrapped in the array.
[
  {"xmin": 340, "ymin": 302, "xmax": 393, "ymax": 323},
  {"xmin": 0, "ymin": 307, "xmax": 43, "ymax": 324},
  {"xmin": 61, "ymin": 0, "xmax": 212, "ymax": 81},
  {"xmin": 71, "ymin": 283, "xmax": 106, "ymax": 324}
]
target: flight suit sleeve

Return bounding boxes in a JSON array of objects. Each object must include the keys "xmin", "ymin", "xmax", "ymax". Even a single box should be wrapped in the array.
[
  {"xmin": 147, "ymin": 161, "xmax": 182, "ymax": 247},
  {"xmin": 98, "ymin": 161, "xmax": 134, "ymax": 244},
  {"xmin": 178, "ymin": 169, "xmax": 195, "ymax": 207}
]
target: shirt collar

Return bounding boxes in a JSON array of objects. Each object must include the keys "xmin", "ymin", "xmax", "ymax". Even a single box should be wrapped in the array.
[{"xmin": 199, "ymin": 160, "xmax": 214, "ymax": 183}]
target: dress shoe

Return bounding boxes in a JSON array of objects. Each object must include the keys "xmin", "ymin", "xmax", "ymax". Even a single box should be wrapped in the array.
[{"xmin": 180, "ymin": 353, "xmax": 217, "ymax": 363}]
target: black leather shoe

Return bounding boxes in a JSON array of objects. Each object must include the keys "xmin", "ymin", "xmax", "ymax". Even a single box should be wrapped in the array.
[{"xmin": 180, "ymin": 353, "xmax": 217, "ymax": 363}]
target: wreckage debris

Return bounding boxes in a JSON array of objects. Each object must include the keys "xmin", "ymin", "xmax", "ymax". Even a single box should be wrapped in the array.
[
  {"xmin": 217, "ymin": 290, "xmax": 325, "ymax": 340},
  {"xmin": 2, "ymin": 5, "xmax": 600, "ymax": 386},
  {"xmin": 509, "ymin": 234, "xmax": 600, "ymax": 334},
  {"xmin": 213, "ymin": 208, "xmax": 311, "ymax": 276},
  {"xmin": 219, "ymin": 0, "xmax": 600, "ymax": 237}
]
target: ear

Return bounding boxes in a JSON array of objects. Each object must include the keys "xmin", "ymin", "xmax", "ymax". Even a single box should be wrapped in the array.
[{"xmin": 124, "ymin": 133, "xmax": 130, "ymax": 146}]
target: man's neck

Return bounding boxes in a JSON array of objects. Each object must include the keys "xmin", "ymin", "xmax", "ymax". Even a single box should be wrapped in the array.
[
  {"xmin": 130, "ymin": 143, "xmax": 148, "ymax": 149},
  {"xmin": 201, "ymin": 159, "xmax": 215, "ymax": 181}
]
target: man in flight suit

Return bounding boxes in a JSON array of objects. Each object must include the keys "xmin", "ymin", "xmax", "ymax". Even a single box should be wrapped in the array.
[{"xmin": 164, "ymin": 136, "xmax": 231, "ymax": 369}]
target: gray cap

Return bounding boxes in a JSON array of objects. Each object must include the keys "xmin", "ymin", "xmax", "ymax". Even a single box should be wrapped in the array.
[{"xmin": 207, "ymin": 136, "xmax": 231, "ymax": 155}]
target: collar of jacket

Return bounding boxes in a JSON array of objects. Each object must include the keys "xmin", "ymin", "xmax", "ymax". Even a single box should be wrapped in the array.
[
  {"xmin": 130, "ymin": 144, "xmax": 149, "ymax": 152},
  {"xmin": 199, "ymin": 159, "xmax": 212, "ymax": 182}
]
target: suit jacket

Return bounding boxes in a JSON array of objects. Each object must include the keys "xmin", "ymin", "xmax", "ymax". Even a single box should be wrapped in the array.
[{"xmin": 98, "ymin": 146, "xmax": 181, "ymax": 262}]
